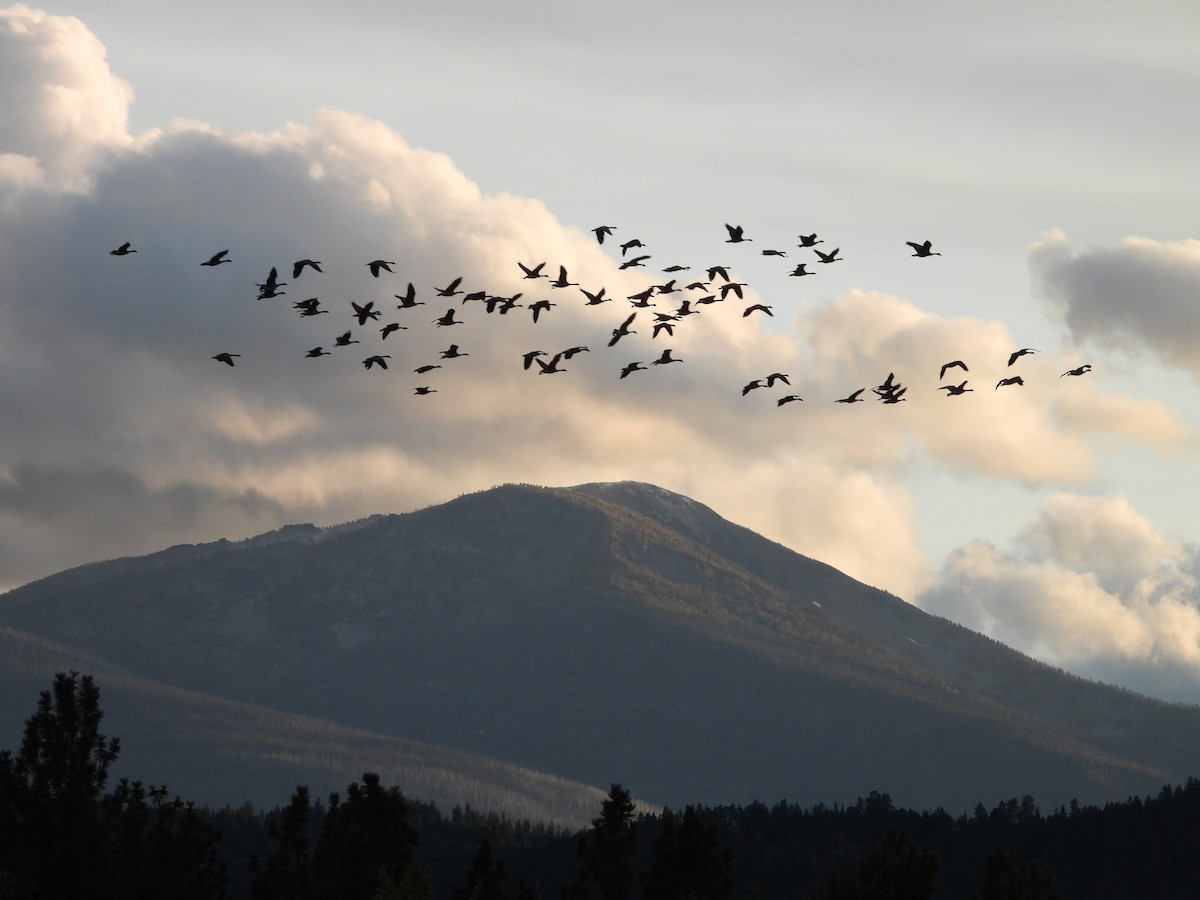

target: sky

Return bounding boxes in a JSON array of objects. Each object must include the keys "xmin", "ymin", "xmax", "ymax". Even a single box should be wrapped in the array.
[{"xmin": 2, "ymin": 1, "xmax": 1200, "ymax": 702}]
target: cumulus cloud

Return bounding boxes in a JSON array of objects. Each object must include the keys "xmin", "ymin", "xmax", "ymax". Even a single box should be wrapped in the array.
[
  {"xmin": 0, "ymin": 5, "xmax": 1194, "ymax": 614},
  {"xmin": 919, "ymin": 493, "xmax": 1200, "ymax": 702},
  {"xmin": 1031, "ymin": 230, "xmax": 1200, "ymax": 378}
]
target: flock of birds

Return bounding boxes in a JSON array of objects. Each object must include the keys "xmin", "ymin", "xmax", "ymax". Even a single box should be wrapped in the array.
[{"xmin": 107, "ymin": 223, "xmax": 1091, "ymax": 403}]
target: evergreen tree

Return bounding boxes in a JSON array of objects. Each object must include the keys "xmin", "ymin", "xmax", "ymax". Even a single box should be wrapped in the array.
[
  {"xmin": 454, "ymin": 836, "xmax": 507, "ymax": 900},
  {"xmin": 577, "ymin": 784, "xmax": 639, "ymax": 900},
  {"xmin": 251, "ymin": 786, "xmax": 318, "ymax": 900},
  {"xmin": 642, "ymin": 806, "xmax": 731, "ymax": 900},
  {"xmin": 817, "ymin": 826, "xmax": 939, "ymax": 900},
  {"xmin": 970, "ymin": 844, "xmax": 1061, "ymax": 900}
]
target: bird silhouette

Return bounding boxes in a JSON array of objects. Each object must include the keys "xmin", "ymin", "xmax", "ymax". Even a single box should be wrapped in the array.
[
  {"xmin": 939, "ymin": 360, "xmax": 968, "ymax": 379},
  {"xmin": 907, "ymin": 240, "xmax": 942, "ymax": 257},
  {"xmin": 380, "ymin": 322, "xmax": 406, "ymax": 339},
  {"xmin": 766, "ymin": 373, "xmax": 790, "ymax": 387},
  {"xmin": 529, "ymin": 299, "xmax": 556, "ymax": 322},
  {"xmin": 293, "ymin": 259, "xmax": 322, "ymax": 277},
  {"xmin": 212, "ymin": 352, "xmax": 240, "ymax": 366},
  {"xmin": 561, "ymin": 346, "xmax": 590, "ymax": 359},
  {"xmin": 650, "ymin": 348, "xmax": 682, "ymax": 365},
  {"xmin": 550, "ymin": 266, "xmax": 578, "ymax": 289},
  {"xmin": 761, "ymin": 249, "xmax": 787, "ymax": 257},
  {"xmin": 522, "ymin": 350, "xmax": 547, "ymax": 370},
  {"xmin": 433, "ymin": 308, "xmax": 462, "ymax": 327},
  {"xmin": 742, "ymin": 304, "xmax": 772, "ymax": 317},
  {"xmin": 201, "ymin": 250, "xmax": 231, "ymax": 266},
  {"xmin": 608, "ymin": 312, "xmax": 637, "ymax": 346},
  {"xmin": 797, "ymin": 233, "xmax": 824, "ymax": 247},
  {"xmin": 536, "ymin": 352, "xmax": 567, "ymax": 374},
  {"xmin": 814, "ymin": 248, "xmax": 843, "ymax": 264},
  {"xmin": 293, "ymin": 298, "xmax": 328, "ymax": 317},
  {"xmin": 334, "ymin": 331, "xmax": 359, "ymax": 346},
  {"xmin": 110, "ymin": 242, "xmax": 136, "ymax": 256},
  {"xmin": 434, "ymin": 276, "xmax": 464, "ymax": 297},
  {"xmin": 363, "ymin": 355, "xmax": 391, "ymax": 370},
  {"xmin": 1008, "ymin": 348, "xmax": 1038, "ymax": 366},
  {"xmin": 724, "ymin": 223, "xmax": 752, "ymax": 243},
  {"xmin": 742, "ymin": 379, "xmax": 766, "ymax": 396},
  {"xmin": 777, "ymin": 395, "xmax": 804, "ymax": 406},
  {"xmin": 518, "ymin": 261, "xmax": 547, "ymax": 279},
  {"xmin": 413, "ymin": 386, "xmax": 437, "ymax": 395},
  {"xmin": 939, "ymin": 381, "xmax": 973, "ymax": 395},
  {"xmin": 367, "ymin": 260, "xmax": 396, "ymax": 277},
  {"xmin": 652, "ymin": 321, "xmax": 676, "ymax": 338},
  {"xmin": 619, "ymin": 255, "xmax": 650, "ymax": 270},
  {"xmin": 719, "ymin": 282, "xmax": 747, "ymax": 300},
  {"xmin": 440, "ymin": 344, "xmax": 468, "ymax": 359},
  {"xmin": 581, "ymin": 287, "xmax": 609, "ymax": 305},
  {"xmin": 788, "ymin": 263, "xmax": 814, "ymax": 277},
  {"xmin": 619, "ymin": 361, "xmax": 647, "ymax": 379},
  {"xmin": 662, "ymin": 265, "xmax": 691, "ymax": 273},
  {"xmin": 351, "ymin": 301, "xmax": 380, "ymax": 325},
  {"xmin": 305, "ymin": 347, "xmax": 331, "ymax": 358},
  {"xmin": 706, "ymin": 265, "xmax": 731, "ymax": 282},
  {"xmin": 836, "ymin": 388, "xmax": 866, "ymax": 404},
  {"xmin": 620, "ymin": 239, "xmax": 644, "ymax": 256},
  {"xmin": 395, "ymin": 283, "xmax": 424, "ymax": 308},
  {"xmin": 1061, "ymin": 364, "xmax": 1093, "ymax": 377},
  {"xmin": 592, "ymin": 225, "xmax": 616, "ymax": 243},
  {"xmin": 996, "ymin": 376, "xmax": 1025, "ymax": 389},
  {"xmin": 414, "ymin": 364, "xmax": 441, "ymax": 374}
]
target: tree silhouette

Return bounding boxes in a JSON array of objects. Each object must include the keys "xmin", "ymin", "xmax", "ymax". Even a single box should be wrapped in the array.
[
  {"xmin": 817, "ymin": 826, "xmax": 939, "ymax": 900},
  {"xmin": 642, "ymin": 806, "xmax": 731, "ymax": 900},
  {"xmin": 970, "ymin": 844, "xmax": 1061, "ymax": 900},
  {"xmin": 577, "ymin": 783, "xmax": 639, "ymax": 900}
]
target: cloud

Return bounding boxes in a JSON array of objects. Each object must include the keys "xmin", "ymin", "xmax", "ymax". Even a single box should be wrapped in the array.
[
  {"xmin": 0, "ymin": 4, "xmax": 134, "ymax": 187},
  {"xmin": 1031, "ymin": 230, "xmax": 1200, "ymax": 378},
  {"xmin": 919, "ymin": 493, "xmax": 1200, "ymax": 702},
  {"xmin": 0, "ymin": 5, "xmax": 1194, "ymax": 617}
]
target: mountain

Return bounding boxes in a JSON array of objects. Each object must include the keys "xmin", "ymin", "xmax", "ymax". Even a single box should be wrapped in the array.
[{"xmin": 2, "ymin": 480, "xmax": 1198, "ymax": 818}]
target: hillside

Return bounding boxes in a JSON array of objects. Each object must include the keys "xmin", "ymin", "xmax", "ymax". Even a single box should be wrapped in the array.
[{"xmin": 2, "ymin": 480, "xmax": 1198, "ymax": 815}]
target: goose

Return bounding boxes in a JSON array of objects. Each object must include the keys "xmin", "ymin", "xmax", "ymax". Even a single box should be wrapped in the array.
[
  {"xmin": 706, "ymin": 265, "xmax": 731, "ymax": 282},
  {"xmin": 367, "ymin": 260, "xmax": 396, "ymax": 277},
  {"xmin": 561, "ymin": 346, "xmax": 590, "ymax": 359},
  {"xmin": 675, "ymin": 300, "xmax": 699, "ymax": 317},
  {"xmin": 797, "ymin": 233, "xmax": 824, "ymax": 247},
  {"xmin": 294, "ymin": 298, "xmax": 328, "ymax": 317},
  {"xmin": 110, "ymin": 242, "xmax": 136, "ymax": 256},
  {"xmin": 627, "ymin": 287, "xmax": 657, "ymax": 306},
  {"xmin": 351, "ymin": 301, "xmax": 380, "ymax": 325},
  {"xmin": 334, "ymin": 331, "xmax": 359, "ymax": 347},
  {"xmin": 719, "ymin": 282, "xmax": 747, "ymax": 300},
  {"xmin": 1008, "ymin": 348, "xmax": 1038, "ymax": 366},
  {"xmin": 518, "ymin": 261, "xmax": 547, "ymax": 279},
  {"xmin": 550, "ymin": 266, "xmax": 578, "ymax": 289},
  {"xmin": 814, "ymin": 248, "xmax": 843, "ymax": 264},
  {"xmin": 685, "ymin": 281, "xmax": 710, "ymax": 291},
  {"xmin": 724, "ymin": 223, "xmax": 752, "ymax": 243},
  {"xmin": 414, "ymin": 364, "xmax": 441, "ymax": 374},
  {"xmin": 608, "ymin": 312, "xmax": 637, "ymax": 346},
  {"xmin": 652, "ymin": 321, "xmax": 676, "ymax": 338},
  {"xmin": 536, "ymin": 352, "xmax": 567, "ymax": 374},
  {"xmin": 362, "ymin": 355, "xmax": 391, "ymax": 370},
  {"xmin": 201, "ymin": 250, "xmax": 231, "ymax": 267},
  {"xmin": 654, "ymin": 279, "xmax": 679, "ymax": 295},
  {"xmin": 305, "ymin": 347, "xmax": 331, "ymax": 358},
  {"xmin": 592, "ymin": 225, "xmax": 616, "ymax": 244},
  {"xmin": 293, "ymin": 259, "xmax": 322, "ymax": 277},
  {"xmin": 788, "ymin": 263, "xmax": 814, "ymax": 277},
  {"xmin": 522, "ymin": 350, "xmax": 547, "ymax": 370},
  {"xmin": 529, "ymin": 299, "xmax": 556, "ymax": 322},
  {"xmin": 619, "ymin": 255, "xmax": 650, "ymax": 270},
  {"xmin": 620, "ymin": 239, "xmax": 645, "ymax": 256},
  {"xmin": 662, "ymin": 265, "xmax": 691, "ymax": 273},
  {"xmin": 776, "ymin": 395, "xmax": 804, "ymax": 406},
  {"xmin": 836, "ymin": 388, "xmax": 866, "ymax": 404},
  {"xmin": 619, "ymin": 361, "xmax": 647, "ymax": 379},
  {"xmin": 766, "ymin": 373, "xmax": 790, "ymax": 387},
  {"xmin": 433, "ymin": 308, "xmax": 462, "ymax": 327},
  {"xmin": 742, "ymin": 304, "xmax": 772, "ymax": 317},
  {"xmin": 938, "ymin": 381, "xmax": 973, "ymax": 395},
  {"xmin": 413, "ymin": 386, "xmax": 437, "ymax": 395},
  {"xmin": 380, "ymin": 323, "xmax": 407, "ymax": 339},
  {"xmin": 212, "ymin": 352, "xmax": 240, "ymax": 366},
  {"xmin": 939, "ymin": 360, "xmax": 968, "ymax": 379},
  {"xmin": 440, "ymin": 344, "xmax": 468, "ymax": 359},
  {"xmin": 996, "ymin": 376, "xmax": 1024, "ymax": 389},
  {"xmin": 742, "ymin": 379, "xmax": 766, "ymax": 396},
  {"xmin": 434, "ymin": 276, "xmax": 464, "ymax": 298},
  {"xmin": 906, "ymin": 240, "xmax": 941, "ymax": 257},
  {"xmin": 761, "ymin": 249, "xmax": 787, "ymax": 257},
  {"xmin": 395, "ymin": 283, "xmax": 424, "ymax": 308},
  {"xmin": 1061, "ymin": 364, "xmax": 1092, "ymax": 377},
  {"xmin": 581, "ymin": 287, "xmax": 609, "ymax": 305},
  {"xmin": 650, "ymin": 348, "xmax": 682, "ymax": 365}
]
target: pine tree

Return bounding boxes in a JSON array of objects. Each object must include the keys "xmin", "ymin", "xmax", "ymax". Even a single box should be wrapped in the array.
[{"xmin": 577, "ymin": 784, "xmax": 639, "ymax": 900}]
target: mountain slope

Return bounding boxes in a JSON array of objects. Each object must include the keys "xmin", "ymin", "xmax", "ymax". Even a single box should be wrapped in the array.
[{"xmin": 2, "ymin": 481, "xmax": 1198, "ymax": 814}]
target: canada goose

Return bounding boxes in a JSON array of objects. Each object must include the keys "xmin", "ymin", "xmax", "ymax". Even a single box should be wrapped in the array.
[
  {"xmin": 367, "ymin": 260, "xmax": 396, "ymax": 277},
  {"xmin": 110, "ymin": 242, "xmax": 136, "ymax": 256},
  {"xmin": 362, "ymin": 355, "xmax": 391, "ymax": 370},
  {"xmin": 522, "ymin": 350, "xmax": 547, "ymax": 370},
  {"xmin": 413, "ymin": 386, "xmax": 436, "ymax": 395},
  {"xmin": 650, "ymin": 348, "xmax": 682, "ymax": 365},
  {"xmin": 550, "ymin": 266, "xmax": 578, "ymax": 289},
  {"xmin": 334, "ymin": 331, "xmax": 359, "ymax": 346},
  {"xmin": 620, "ymin": 239, "xmax": 644, "ymax": 256},
  {"xmin": 433, "ymin": 308, "xmax": 462, "ymax": 327},
  {"xmin": 766, "ymin": 373, "xmax": 790, "ymax": 387},
  {"xmin": 724, "ymin": 223, "xmax": 751, "ymax": 243},
  {"xmin": 788, "ymin": 263, "xmax": 814, "ymax": 277},
  {"xmin": 996, "ymin": 376, "xmax": 1024, "ymax": 389},
  {"xmin": 662, "ymin": 265, "xmax": 691, "ymax": 273},
  {"xmin": 518, "ymin": 261, "xmax": 547, "ymax": 279},
  {"xmin": 655, "ymin": 280, "xmax": 679, "ymax": 295},
  {"xmin": 742, "ymin": 304, "xmax": 772, "ymax": 317},
  {"xmin": 351, "ymin": 301, "xmax": 380, "ymax": 325},
  {"xmin": 619, "ymin": 255, "xmax": 650, "ymax": 270},
  {"xmin": 761, "ymin": 249, "xmax": 787, "ymax": 257},
  {"xmin": 293, "ymin": 259, "xmax": 322, "ymax": 278},
  {"xmin": 1061, "ymin": 364, "xmax": 1092, "ymax": 377},
  {"xmin": 434, "ymin": 276, "xmax": 464, "ymax": 297},
  {"xmin": 675, "ymin": 300, "xmax": 698, "ymax": 317},
  {"xmin": 619, "ymin": 361, "xmax": 647, "ymax": 379},
  {"xmin": 581, "ymin": 287, "xmax": 609, "ymax": 305},
  {"xmin": 719, "ymin": 282, "xmax": 747, "ymax": 300},
  {"xmin": 836, "ymin": 388, "xmax": 866, "ymax": 404},
  {"xmin": 305, "ymin": 347, "xmax": 331, "ymax": 358},
  {"xmin": 706, "ymin": 265, "xmax": 731, "ymax": 282},
  {"xmin": 212, "ymin": 352, "xmax": 239, "ymax": 366},
  {"xmin": 395, "ymin": 283, "xmax": 424, "ymax": 308},
  {"xmin": 906, "ymin": 240, "xmax": 941, "ymax": 257},
  {"xmin": 776, "ymin": 395, "xmax": 804, "ymax": 406},
  {"xmin": 257, "ymin": 266, "xmax": 286, "ymax": 293},
  {"xmin": 536, "ymin": 352, "xmax": 567, "ymax": 374},
  {"xmin": 440, "ymin": 344, "xmax": 468, "ymax": 359},
  {"xmin": 939, "ymin": 360, "xmax": 968, "ymax": 379},
  {"xmin": 561, "ymin": 346, "xmax": 590, "ymax": 359},
  {"xmin": 938, "ymin": 381, "xmax": 973, "ymax": 395},
  {"xmin": 742, "ymin": 379, "xmax": 766, "ymax": 396},
  {"xmin": 529, "ymin": 299, "xmax": 556, "ymax": 322},
  {"xmin": 685, "ymin": 281, "xmax": 710, "ymax": 291},
  {"xmin": 592, "ymin": 225, "xmax": 616, "ymax": 244},
  {"xmin": 608, "ymin": 312, "xmax": 637, "ymax": 346},
  {"xmin": 201, "ymin": 250, "xmax": 231, "ymax": 266},
  {"xmin": 797, "ymin": 233, "xmax": 824, "ymax": 247},
  {"xmin": 380, "ymin": 323, "xmax": 406, "ymax": 339},
  {"xmin": 294, "ymin": 298, "xmax": 328, "ymax": 317},
  {"xmin": 652, "ymin": 321, "xmax": 676, "ymax": 338},
  {"xmin": 814, "ymin": 248, "xmax": 842, "ymax": 264},
  {"xmin": 1008, "ymin": 348, "xmax": 1038, "ymax": 366},
  {"xmin": 627, "ymin": 287, "xmax": 657, "ymax": 306},
  {"xmin": 414, "ymin": 364, "xmax": 441, "ymax": 374}
]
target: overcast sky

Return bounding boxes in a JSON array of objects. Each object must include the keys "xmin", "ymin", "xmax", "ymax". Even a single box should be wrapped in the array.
[{"xmin": 3, "ymin": 1, "xmax": 1200, "ymax": 703}]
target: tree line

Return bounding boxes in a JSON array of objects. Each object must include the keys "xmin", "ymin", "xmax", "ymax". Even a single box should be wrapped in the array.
[{"xmin": 4, "ymin": 672, "xmax": 1200, "ymax": 899}]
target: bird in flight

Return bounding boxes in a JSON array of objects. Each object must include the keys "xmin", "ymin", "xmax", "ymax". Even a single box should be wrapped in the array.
[
  {"xmin": 650, "ymin": 348, "xmax": 682, "ymax": 365},
  {"xmin": 536, "ymin": 352, "xmax": 567, "ymax": 374},
  {"xmin": 380, "ymin": 322, "xmax": 406, "ymax": 339},
  {"xmin": 351, "ymin": 301, "xmax": 380, "ymax": 325},
  {"xmin": 797, "ymin": 233, "xmax": 824, "ymax": 247},
  {"xmin": 581, "ymin": 287, "xmax": 609, "ymax": 305},
  {"xmin": 433, "ymin": 308, "xmax": 462, "ymax": 327},
  {"xmin": 414, "ymin": 364, "xmax": 441, "ymax": 374},
  {"xmin": 518, "ymin": 261, "xmax": 547, "ymax": 279},
  {"xmin": 742, "ymin": 303, "xmax": 772, "ymax": 317},
  {"xmin": 766, "ymin": 373, "xmax": 790, "ymax": 387},
  {"xmin": 836, "ymin": 388, "xmax": 866, "ymax": 404},
  {"xmin": 1008, "ymin": 348, "xmax": 1038, "ymax": 366},
  {"xmin": 996, "ymin": 376, "xmax": 1025, "ymax": 389},
  {"xmin": 939, "ymin": 360, "xmax": 968, "ymax": 379},
  {"xmin": 761, "ymin": 249, "xmax": 787, "ymax": 258},
  {"xmin": 334, "ymin": 331, "xmax": 359, "ymax": 346},
  {"xmin": 522, "ymin": 350, "xmax": 547, "ymax": 370},
  {"xmin": 938, "ymin": 381, "xmax": 973, "ymax": 396},
  {"xmin": 707, "ymin": 265, "xmax": 731, "ymax": 283},
  {"xmin": 201, "ymin": 250, "xmax": 231, "ymax": 267},
  {"xmin": 1062, "ymin": 364, "xmax": 1093, "ymax": 377},
  {"xmin": 619, "ymin": 255, "xmax": 650, "ymax": 270},
  {"xmin": 550, "ymin": 266, "xmax": 578, "ymax": 289},
  {"xmin": 363, "ymin": 355, "xmax": 391, "ymax": 370},
  {"xmin": 619, "ymin": 361, "xmax": 647, "ymax": 379},
  {"xmin": 620, "ymin": 239, "xmax": 644, "ymax": 256},
  {"xmin": 293, "ymin": 259, "xmax": 322, "ymax": 278},
  {"xmin": 593, "ymin": 225, "xmax": 616, "ymax": 244},
  {"xmin": 724, "ymin": 223, "xmax": 752, "ymax": 243},
  {"xmin": 788, "ymin": 263, "xmax": 814, "ymax": 277},
  {"xmin": 414, "ymin": 386, "xmax": 437, "ymax": 395},
  {"xmin": 434, "ymin": 276, "xmax": 464, "ymax": 298},
  {"xmin": 305, "ymin": 347, "xmax": 331, "ymax": 358},
  {"xmin": 395, "ymin": 283, "xmax": 424, "ymax": 308},
  {"xmin": 776, "ymin": 395, "xmax": 804, "ymax": 406},
  {"xmin": 742, "ymin": 379, "xmax": 766, "ymax": 396},
  {"xmin": 440, "ymin": 344, "xmax": 468, "ymax": 359},
  {"xmin": 814, "ymin": 248, "xmax": 843, "ymax": 264},
  {"xmin": 608, "ymin": 312, "xmax": 637, "ymax": 346},
  {"xmin": 293, "ymin": 298, "xmax": 328, "ymax": 317},
  {"xmin": 529, "ymin": 299, "xmax": 556, "ymax": 322},
  {"xmin": 367, "ymin": 260, "xmax": 396, "ymax": 278},
  {"xmin": 907, "ymin": 240, "xmax": 942, "ymax": 257},
  {"xmin": 212, "ymin": 352, "xmax": 240, "ymax": 366},
  {"xmin": 561, "ymin": 346, "xmax": 590, "ymax": 359},
  {"xmin": 110, "ymin": 242, "xmax": 136, "ymax": 256}
]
